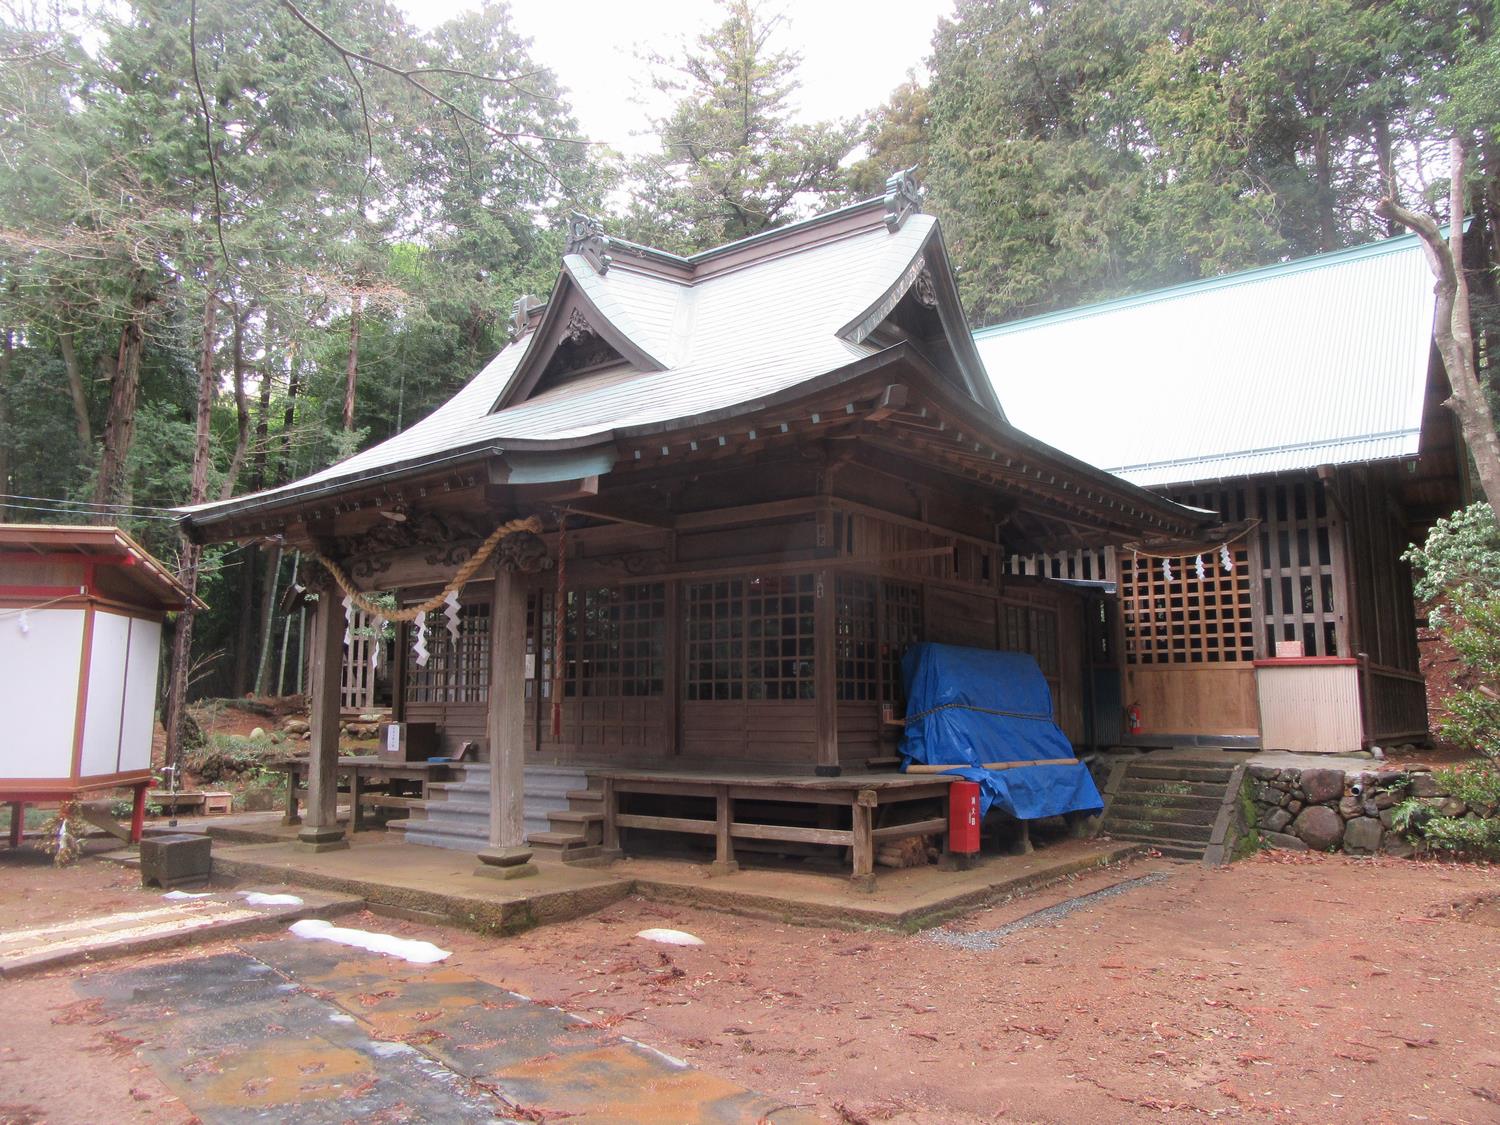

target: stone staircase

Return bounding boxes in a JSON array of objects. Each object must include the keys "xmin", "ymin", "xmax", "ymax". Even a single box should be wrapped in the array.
[
  {"xmin": 387, "ymin": 763, "xmax": 590, "ymax": 854},
  {"xmin": 1100, "ymin": 756, "xmax": 1244, "ymax": 862}
]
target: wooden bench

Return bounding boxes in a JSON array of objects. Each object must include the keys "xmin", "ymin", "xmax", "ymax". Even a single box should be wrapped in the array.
[
  {"xmin": 265, "ymin": 758, "xmax": 439, "ymax": 831},
  {"xmin": 598, "ymin": 769, "xmax": 952, "ymax": 892}
]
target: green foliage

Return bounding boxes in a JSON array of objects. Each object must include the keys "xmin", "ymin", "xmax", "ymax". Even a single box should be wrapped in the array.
[
  {"xmin": 1404, "ymin": 502, "xmax": 1500, "ymax": 622},
  {"xmin": 617, "ymin": 0, "xmax": 861, "ymax": 253},
  {"xmin": 184, "ymin": 732, "xmax": 280, "ymax": 785}
]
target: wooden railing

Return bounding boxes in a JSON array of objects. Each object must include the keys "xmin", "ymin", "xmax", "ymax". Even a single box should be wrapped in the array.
[{"xmin": 1359, "ymin": 657, "xmax": 1429, "ymax": 745}]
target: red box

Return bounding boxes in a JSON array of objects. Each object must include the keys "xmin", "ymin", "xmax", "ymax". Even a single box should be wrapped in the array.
[{"xmin": 948, "ymin": 780, "xmax": 981, "ymax": 853}]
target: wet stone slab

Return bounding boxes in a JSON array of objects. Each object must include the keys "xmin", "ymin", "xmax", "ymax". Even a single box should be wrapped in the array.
[{"xmin": 80, "ymin": 936, "xmax": 818, "ymax": 1124}]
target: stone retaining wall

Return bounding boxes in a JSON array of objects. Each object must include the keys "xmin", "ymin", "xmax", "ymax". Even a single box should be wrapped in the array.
[{"xmin": 1244, "ymin": 764, "xmax": 1473, "ymax": 858}]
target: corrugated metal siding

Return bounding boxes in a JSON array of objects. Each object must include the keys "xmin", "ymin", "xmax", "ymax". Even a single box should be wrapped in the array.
[
  {"xmin": 1256, "ymin": 663, "xmax": 1364, "ymax": 753},
  {"xmin": 973, "ymin": 235, "xmax": 1437, "ymax": 487}
]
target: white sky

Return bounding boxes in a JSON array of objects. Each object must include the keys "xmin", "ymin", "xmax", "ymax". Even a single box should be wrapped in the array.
[{"xmin": 400, "ymin": 0, "xmax": 955, "ymax": 154}]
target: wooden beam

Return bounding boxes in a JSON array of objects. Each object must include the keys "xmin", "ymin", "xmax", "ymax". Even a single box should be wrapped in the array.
[{"xmin": 815, "ymin": 568, "xmax": 839, "ymax": 776}]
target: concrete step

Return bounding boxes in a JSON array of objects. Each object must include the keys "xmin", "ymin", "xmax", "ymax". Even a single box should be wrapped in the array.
[
  {"xmin": 549, "ymin": 809, "xmax": 604, "ymax": 827},
  {"xmin": 1108, "ymin": 790, "xmax": 1221, "ymax": 812},
  {"xmin": 386, "ymin": 818, "xmax": 488, "ymax": 852},
  {"xmin": 1102, "ymin": 816, "xmax": 1213, "ymax": 844}
]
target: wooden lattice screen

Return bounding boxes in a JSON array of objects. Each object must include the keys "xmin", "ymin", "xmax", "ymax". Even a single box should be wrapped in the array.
[
  {"xmin": 1120, "ymin": 547, "xmax": 1255, "ymax": 665},
  {"xmin": 341, "ymin": 607, "xmax": 377, "ymax": 711}
]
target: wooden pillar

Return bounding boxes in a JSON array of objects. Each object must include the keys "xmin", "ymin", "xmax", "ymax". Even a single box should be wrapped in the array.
[
  {"xmin": 129, "ymin": 783, "xmax": 147, "ymax": 844},
  {"xmin": 298, "ymin": 575, "xmax": 348, "ymax": 851},
  {"xmin": 710, "ymin": 784, "xmax": 737, "ymax": 875},
  {"xmin": 850, "ymin": 790, "xmax": 876, "ymax": 893},
  {"xmin": 475, "ymin": 563, "xmax": 536, "ymax": 879},
  {"xmin": 814, "ymin": 568, "xmax": 840, "ymax": 776},
  {"xmin": 8, "ymin": 802, "xmax": 23, "ymax": 848}
]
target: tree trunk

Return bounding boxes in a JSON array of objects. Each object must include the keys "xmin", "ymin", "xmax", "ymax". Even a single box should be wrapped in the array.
[
  {"xmin": 343, "ymin": 291, "xmax": 361, "ymax": 432},
  {"xmin": 0, "ymin": 330, "xmax": 11, "ymax": 522},
  {"xmin": 93, "ymin": 293, "xmax": 148, "ymax": 512},
  {"xmin": 57, "ymin": 329, "xmax": 93, "ymax": 451},
  {"xmin": 254, "ymin": 544, "xmax": 283, "ymax": 695},
  {"xmin": 219, "ymin": 303, "xmax": 252, "ymax": 501},
  {"xmin": 164, "ymin": 284, "xmax": 219, "ymax": 774},
  {"xmin": 1379, "ymin": 138, "xmax": 1500, "ymax": 526}
]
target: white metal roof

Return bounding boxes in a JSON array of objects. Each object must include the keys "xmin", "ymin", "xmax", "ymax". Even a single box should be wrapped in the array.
[
  {"xmin": 972, "ymin": 233, "xmax": 1439, "ymax": 488},
  {"xmin": 184, "ymin": 211, "xmax": 963, "ymax": 515}
]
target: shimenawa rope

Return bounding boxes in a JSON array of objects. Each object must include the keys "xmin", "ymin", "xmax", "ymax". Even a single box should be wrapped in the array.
[{"xmin": 309, "ymin": 515, "xmax": 542, "ymax": 623}]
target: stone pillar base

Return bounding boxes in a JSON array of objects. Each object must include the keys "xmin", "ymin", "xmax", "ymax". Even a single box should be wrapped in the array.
[
  {"xmin": 296, "ymin": 825, "xmax": 349, "ymax": 852},
  {"xmin": 707, "ymin": 860, "xmax": 739, "ymax": 877},
  {"xmin": 474, "ymin": 846, "xmax": 537, "ymax": 880}
]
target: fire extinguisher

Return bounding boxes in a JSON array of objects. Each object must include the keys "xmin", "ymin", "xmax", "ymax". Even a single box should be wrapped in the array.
[{"xmin": 1126, "ymin": 703, "xmax": 1142, "ymax": 736}]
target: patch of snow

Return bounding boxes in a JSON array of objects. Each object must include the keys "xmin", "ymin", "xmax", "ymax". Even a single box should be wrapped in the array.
[
  {"xmin": 634, "ymin": 928, "xmax": 704, "ymax": 947},
  {"xmin": 367, "ymin": 1039, "xmax": 417, "ymax": 1057},
  {"xmin": 328, "ymin": 1013, "xmax": 355, "ymax": 1024},
  {"xmin": 289, "ymin": 918, "xmax": 450, "ymax": 963},
  {"xmin": 239, "ymin": 891, "xmax": 304, "ymax": 906},
  {"xmin": 161, "ymin": 890, "xmax": 214, "ymax": 900}
]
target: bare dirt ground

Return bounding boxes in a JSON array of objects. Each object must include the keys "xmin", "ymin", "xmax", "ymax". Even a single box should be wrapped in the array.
[{"xmin": 6, "ymin": 850, "xmax": 1500, "ymax": 1123}]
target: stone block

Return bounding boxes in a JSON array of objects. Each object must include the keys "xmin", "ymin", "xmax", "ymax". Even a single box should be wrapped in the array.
[
  {"xmin": 1260, "ymin": 808, "xmax": 1293, "ymax": 833},
  {"xmin": 1410, "ymin": 772, "xmax": 1443, "ymax": 797},
  {"xmin": 1248, "ymin": 764, "xmax": 1280, "ymax": 781},
  {"xmin": 1262, "ymin": 831, "xmax": 1308, "ymax": 852},
  {"xmin": 1381, "ymin": 835, "xmax": 1416, "ymax": 859},
  {"xmin": 1292, "ymin": 805, "xmax": 1344, "ymax": 851},
  {"xmin": 1287, "ymin": 800, "xmax": 1303, "ymax": 815},
  {"xmin": 1338, "ymin": 796, "xmax": 1363, "ymax": 819},
  {"xmin": 139, "ymin": 834, "xmax": 212, "ymax": 888},
  {"xmin": 1300, "ymin": 769, "xmax": 1347, "ymax": 805},
  {"xmin": 1342, "ymin": 816, "xmax": 1383, "ymax": 855}
]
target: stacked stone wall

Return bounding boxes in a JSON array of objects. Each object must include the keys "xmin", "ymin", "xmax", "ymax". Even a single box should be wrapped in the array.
[{"xmin": 1245, "ymin": 765, "xmax": 1480, "ymax": 858}]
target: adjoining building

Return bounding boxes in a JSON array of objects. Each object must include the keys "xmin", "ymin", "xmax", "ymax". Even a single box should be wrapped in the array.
[
  {"xmin": 178, "ymin": 179, "xmax": 1211, "ymax": 879},
  {"xmin": 973, "ymin": 233, "xmax": 1466, "ymax": 750}
]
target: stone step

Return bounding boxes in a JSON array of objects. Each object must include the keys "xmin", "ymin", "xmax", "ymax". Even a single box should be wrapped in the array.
[
  {"xmin": 1118, "ymin": 778, "xmax": 1227, "ymax": 799},
  {"xmin": 1103, "ymin": 833, "xmax": 1205, "ymax": 861},
  {"xmin": 1105, "ymin": 799, "xmax": 1220, "ymax": 826},
  {"xmin": 1129, "ymin": 764, "xmax": 1237, "ymax": 784},
  {"xmin": 1102, "ymin": 816, "xmax": 1213, "ymax": 844},
  {"xmin": 1108, "ymin": 790, "xmax": 1221, "ymax": 812}
]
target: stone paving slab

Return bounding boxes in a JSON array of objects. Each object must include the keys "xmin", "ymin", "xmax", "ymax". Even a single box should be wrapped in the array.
[
  {"xmin": 80, "ymin": 935, "xmax": 820, "ymax": 1123},
  {"xmin": 0, "ymin": 890, "xmax": 359, "ymax": 978}
]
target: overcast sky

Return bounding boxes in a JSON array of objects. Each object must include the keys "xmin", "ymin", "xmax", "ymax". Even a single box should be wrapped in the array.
[{"xmin": 399, "ymin": 0, "xmax": 955, "ymax": 155}]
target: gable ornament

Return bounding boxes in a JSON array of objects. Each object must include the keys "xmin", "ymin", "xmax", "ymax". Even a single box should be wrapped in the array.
[
  {"xmin": 510, "ymin": 294, "xmax": 542, "ymax": 341},
  {"xmin": 564, "ymin": 307, "xmax": 596, "ymax": 344},
  {"xmin": 565, "ymin": 211, "xmax": 611, "ymax": 274},
  {"xmin": 883, "ymin": 166, "xmax": 923, "ymax": 232}
]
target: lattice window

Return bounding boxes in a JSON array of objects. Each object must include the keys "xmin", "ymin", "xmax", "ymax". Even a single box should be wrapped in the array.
[
  {"xmin": 1120, "ymin": 549, "xmax": 1254, "ymax": 664},
  {"xmin": 404, "ymin": 602, "xmax": 491, "ymax": 703},
  {"xmin": 685, "ymin": 579, "xmax": 745, "ymax": 701},
  {"xmin": 746, "ymin": 573, "xmax": 816, "ymax": 700},
  {"xmin": 685, "ymin": 574, "xmax": 817, "ymax": 701},
  {"xmin": 835, "ymin": 575, "xmax": 878, "ymax": 702},
  {"xmin": 881, "ymin": 579, "xmax": 923, "ymax": 704},
  {"xmin": 1000, "ymin": 602, "xmax": 1060, "ymax": 678},
  {"xmin": 1252, "ymin": 479, "xmax": 1340, "ymax": 657},
  {"xmin": 527, "ymin": 585, "xmax": 665, "ymax": 701},
  {"xmin": 565, "ymin": 584, "xmax": 666, "ymax": 697}
]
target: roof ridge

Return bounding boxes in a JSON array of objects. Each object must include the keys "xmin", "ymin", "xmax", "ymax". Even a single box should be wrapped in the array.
[{"xmin": 974, "ymin": 229, "xmax": 1431, "ymax": 339}]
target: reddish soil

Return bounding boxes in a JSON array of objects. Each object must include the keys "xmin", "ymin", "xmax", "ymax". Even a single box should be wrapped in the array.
[{"xmin": 7, "ymin": 850, "xmax": 1500, "ymax": 1123}]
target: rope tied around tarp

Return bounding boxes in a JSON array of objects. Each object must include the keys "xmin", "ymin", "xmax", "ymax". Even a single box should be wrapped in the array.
[
  {"xmin": 308, "ymin": 515, "xmax": 543, "ymax": 623},
  {"xmin": 902, "ymin": 701, "xmax": 1056, "ymax": 725}
]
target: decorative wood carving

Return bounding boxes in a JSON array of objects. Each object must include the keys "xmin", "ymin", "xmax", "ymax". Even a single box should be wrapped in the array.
[
  {"xmin": 883, "ymin": 166, "xmax": 922, "ymax": 232},
  {"xmin": 564, "ymin": 308, "xmax": 595, "ymax": 344},
  {"xmin": 594, "ymin": 548, "xmax": 670, "ymax": 576},
  {"xmin": 911, "ymin": 266, "xmax": 938, "ymax": 309},
  {"xmin": 494, "ymin": 530, "xmax": 553, "ymax": 574},
  {"xmin": 565, "ymin": 211, "xmax": 611, "ymax": 274},
  {"xmin": 335, "ymin": 510, "xmax": 490, "ymax": 558}
]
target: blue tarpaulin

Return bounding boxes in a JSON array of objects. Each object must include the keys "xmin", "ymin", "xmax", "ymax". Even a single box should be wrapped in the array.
[{"xmin": 899, "ymin": 643, "xmax": 1103, "ymax": 820}]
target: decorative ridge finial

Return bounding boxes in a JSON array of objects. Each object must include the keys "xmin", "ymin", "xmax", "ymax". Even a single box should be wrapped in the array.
[
  {"xmin": 509, "ymin": 294, "xmax": 542, "ymax": 341},
  {"xmin": 565, "ymin": 211, "xmax": 611, "ymax": 274},
  {"xmin": 883, "ymin": 166, "xmax": 922, "ymax": 232}
]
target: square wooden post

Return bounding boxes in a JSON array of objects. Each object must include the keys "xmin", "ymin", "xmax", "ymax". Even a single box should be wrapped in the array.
[
  {"xmin": 476, "ymin": 564, "xmax": 537, "ymax": 879},
  {"xmin": 815, "ymin": 568, "xmax": 840, "ymax": 776},
  {"xmin": 710, "ymin": 784, "xmax": 738, "ymax": 875},
  {"xmin": 299, "ymin": 576, "xmax": 349, "ymax": 851}
]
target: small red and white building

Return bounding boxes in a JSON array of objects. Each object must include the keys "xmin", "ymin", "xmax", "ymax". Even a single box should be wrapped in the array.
[{"xmin": 0, "ymin": 524, "xmax": 201, "ymax": 844}]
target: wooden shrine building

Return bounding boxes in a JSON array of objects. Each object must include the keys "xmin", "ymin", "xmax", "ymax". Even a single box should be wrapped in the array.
[
  {"xmin": 974, "ymin": 233, "xmax": 1466, "ymax": 750},
  {"xmin": 180, "ymin": 177, "xmax": 1210, "ymax": 880}
]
